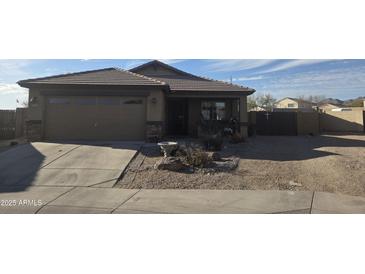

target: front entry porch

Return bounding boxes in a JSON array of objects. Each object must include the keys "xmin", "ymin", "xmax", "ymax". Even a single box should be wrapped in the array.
[
  {"xmin": 167, "ymin": 99, "xmax": 189, "ymax": 136},
  {"xmin": 166, "ymin": 97, "xmax": 246, "ymax": 137}
]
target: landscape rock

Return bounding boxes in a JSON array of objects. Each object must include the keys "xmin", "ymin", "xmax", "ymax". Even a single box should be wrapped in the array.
[
  {"xmin": 208, "ymin": 152, "xmax": 222, "ymax": 161},
  {"xmin": 289, "ymin": 181, "xmax": 302, "ymax": 187},
  {"xmin": 210, "ymin": 157, "xmax": 240, "ymax": 171},
  {"xmin": 154, "ymin": 157, "xmax": 186, "ymax": 171}
]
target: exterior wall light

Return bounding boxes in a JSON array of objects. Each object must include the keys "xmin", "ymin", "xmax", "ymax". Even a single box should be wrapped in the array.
[
  {"xmin": 30, "ymin": 96, "xmax": 38, "ymax": 103},
  {"xmin": 29, "ymin": 96, "xmax": 39, "ymax": 107}
]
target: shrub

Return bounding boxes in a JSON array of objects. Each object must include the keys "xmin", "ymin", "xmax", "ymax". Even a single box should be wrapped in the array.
[
  {"xmin": 185, "ymin": 147, "xmax": 211, "ymax": 168},
  {"xmin": 173, "ymin": 147, "xmax": 187, "ymax": 157}
]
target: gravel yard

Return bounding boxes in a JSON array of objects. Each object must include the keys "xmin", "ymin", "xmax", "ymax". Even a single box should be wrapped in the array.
[{"xmin": 117, "ymin": 134, "xmax": 365, "ymax": 197}]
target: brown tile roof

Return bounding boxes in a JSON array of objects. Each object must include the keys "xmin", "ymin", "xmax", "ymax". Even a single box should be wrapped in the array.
[
  {"xmin": 152, "ymin": 75, "xmax": 255, "ymax": 93},
  {"xmin": 18, "ymin": 61, "xmax": 255, "ymax": 94},
  {"xmin": 130, "ymin": 60, "xmax": 194, "ymax": 77},
  {"xmin": 131, "ymin": 60, "xmax": 255, "ymax": 94},
  {"xmin": 18, "ymin": 68, "xmax": 166, "ymax": 87}
]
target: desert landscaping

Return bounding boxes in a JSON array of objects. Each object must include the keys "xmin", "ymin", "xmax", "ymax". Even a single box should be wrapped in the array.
[{"xmin": 117, "ymin": 134, "xmax": 365, "ymax": 197}]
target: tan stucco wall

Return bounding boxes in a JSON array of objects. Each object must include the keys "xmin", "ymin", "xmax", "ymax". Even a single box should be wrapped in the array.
[
  {"xmin": 276, "ymin": 98, "xmax": 299, "ymax": 109},
  {"xmin": 134, "ymin": 65, "xmax": 180, "ymax": 76},
  {"xmin": 27, "ymin": 89, "xmax": 46, "ymax": 121},
  {"xmin": 276, "ymin": 98, "xmax": 313, "ymax": 109},
  {"xmin": 318, "ymin": 104, "xmax": 339, "ymax": 111},
  {"xmin": 298, "ymin": 101, "xmax": 313, "ymax": 109},
  {"xmin": 239, "ymin": 96, "xmax": 248, "ymax": 137},
  {"xmin": 320, "ymin": 110, "xmax": 364, "ymax": 132},
  {"xmin": 146, "ymin": 89, "xmax": 165, "ymax": 122}
]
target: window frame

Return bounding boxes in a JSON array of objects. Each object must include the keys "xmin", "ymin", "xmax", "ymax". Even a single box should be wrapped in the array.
[{"xmin": 201, "ymin": 100, "xmax": 226, "ymax": 121}]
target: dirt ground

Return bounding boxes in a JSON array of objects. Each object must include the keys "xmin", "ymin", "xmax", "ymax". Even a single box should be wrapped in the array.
[{"xmin": 118, "ymin": 134, "xmax": 365, "ymax": 197}]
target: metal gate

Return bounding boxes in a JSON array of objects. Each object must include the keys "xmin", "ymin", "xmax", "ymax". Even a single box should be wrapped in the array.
[{"xmin": 255, "ymin": 111, "xmax": 297, "ymax": 136}]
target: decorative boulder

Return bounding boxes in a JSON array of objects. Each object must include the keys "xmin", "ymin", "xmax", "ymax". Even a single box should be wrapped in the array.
[
  {"xmin": 154, "ymin": 157, "xmax": 186, "ymax": 171},
  {"xmin": 208, "ymin": 152, "xmax": 221, "ymax": 161},
  {"xmin": 212, "ymin": 157, "xmax": 239, "ymax": 171}
]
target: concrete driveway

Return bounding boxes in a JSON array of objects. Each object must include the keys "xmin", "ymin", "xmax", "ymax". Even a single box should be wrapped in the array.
[{"xmin": 0, "ymin": 142, "xmax": 141, "ymax": 190}]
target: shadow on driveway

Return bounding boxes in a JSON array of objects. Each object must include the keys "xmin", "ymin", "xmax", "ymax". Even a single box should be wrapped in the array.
[
  {"xmin": 0, "ymin": 143, "xmax": 45, "ymax": 193},
  {"xmin": 0, "ymin": 141, "xmax": 142, "ymax": 193}
]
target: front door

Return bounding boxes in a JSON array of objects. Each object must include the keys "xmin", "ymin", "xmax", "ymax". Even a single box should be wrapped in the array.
[{"xmin": 167, "ymin": 99, "xmax": 188, "ymax": 135}]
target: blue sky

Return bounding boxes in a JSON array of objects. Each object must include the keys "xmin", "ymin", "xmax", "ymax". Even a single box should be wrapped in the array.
[{"xmin": 0, "ymin": 59, "xmax": 364, "ymax": 109}]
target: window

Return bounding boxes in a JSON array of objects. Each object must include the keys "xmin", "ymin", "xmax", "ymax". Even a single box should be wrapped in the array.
[
  {"xmin": 74, "ymin": 98, "xmax": 96, "ymax": 105},
  {"xmin": 288, "ymin": 103, "xmax": 295, "ymax": 108},
  {"xmin": 98, "ymin": 98, "xmax": 120, "ymax": 105},
  {"xmin": 48, "ymin": 98, "xmax": 71, "ymax": 104},
  {"xmin": 201, "ymin": 101, "xmax": 226, "ymax": 120},
  {"xmin": 124, "ymin": 99, "xmax": 143, "ymax": 105}
]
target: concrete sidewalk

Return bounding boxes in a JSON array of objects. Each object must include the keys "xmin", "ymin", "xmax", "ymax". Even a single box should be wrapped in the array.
[{"xmin": 1, "ymin": 186, "xmax": 365, "ymax": 214}]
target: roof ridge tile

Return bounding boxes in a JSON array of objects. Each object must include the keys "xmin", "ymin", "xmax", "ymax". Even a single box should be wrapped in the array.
[
  {"xmin": 194, "ymin": 74, "xmax": 255, "ymax": 91},
  {"xmin": 114, "ymin": 67, "xmax": 166, "ymax": 85}
]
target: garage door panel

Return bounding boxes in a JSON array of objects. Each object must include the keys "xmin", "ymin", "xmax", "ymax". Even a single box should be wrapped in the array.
[{"xmin": 45, "ymin": 96, "xmax": 146, "ymax": 140}]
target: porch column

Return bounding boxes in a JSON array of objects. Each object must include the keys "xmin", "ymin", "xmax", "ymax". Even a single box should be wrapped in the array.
[
  {"xmin": 239, "ymin": 96, "xmax": 248, "ymax": 138},
  {"xmin": 146, "ymin": 89, "xmax": 165, "ymax": 142},
  {"xmin": 25, "ymin": 89, "xmax": 46, "ymax": 141}
]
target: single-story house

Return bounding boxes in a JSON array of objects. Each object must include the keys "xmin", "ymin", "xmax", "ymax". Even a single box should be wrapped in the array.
[
  {"xmin": 317, "ymin": 103, "xmax": 342, "ymax": 112},
  {"xmin": 274, "ymin": 97, "xmax": 315, "ymax": 112},
  {"xmin": 18, "ymin": 60, "xmax": 255, "ymax": 141}
]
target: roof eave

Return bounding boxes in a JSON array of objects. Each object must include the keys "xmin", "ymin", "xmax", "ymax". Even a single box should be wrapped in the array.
[
  {"xmin": 18, "ymin": 82, "xmax": 168, "ymax": 89},
  {"xmin": 169, "ymin": 88, "xmax": 256, "ymax": 95}
]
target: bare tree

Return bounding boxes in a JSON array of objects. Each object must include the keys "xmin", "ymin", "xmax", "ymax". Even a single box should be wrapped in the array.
[
  {"xmin": 17, "ymin": 98, "xmax": 28, "ymax": 108},
  {"xmin": 311, "ymin": 95, "xmax": 326, "ymax": 103},
  {"xmin": 247, "ymin": 95, "xmax": 258, "ymax": 111},
  {"xmin": 297, "ymin": 95, "xmax": 326, "ymax": 103},
  {"xmin": 21, "ymin": 100, "xmax": 29, "ymax": 107},
  {"xmin": 257, "ymin": 93, "xmax": 276, "ymax": 111}
]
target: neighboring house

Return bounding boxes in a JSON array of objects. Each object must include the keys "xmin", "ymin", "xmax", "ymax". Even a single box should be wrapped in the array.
[
  {"xmin": 274, "ymin": 97, "xmax": 315, "ymax": 112},
  {"xmin": 330, "ymin": 107, "xmax": 364, "ymax": 112},
  {"xmin": 250, "ymin": 106, "xmax": 266, "ymax": 112},
  {"xmin": 317, "ymin": 103, "xmax": 341, "ymax": 113},
  {"xmin": 18, "ymin": 60, "xmax": 255, "ymax": 141}
]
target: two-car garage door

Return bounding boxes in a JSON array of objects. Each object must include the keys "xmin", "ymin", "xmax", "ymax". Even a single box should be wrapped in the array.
[{"xmin": 45, "ymin": 96, "xmax": 146, "ymax": 140}]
